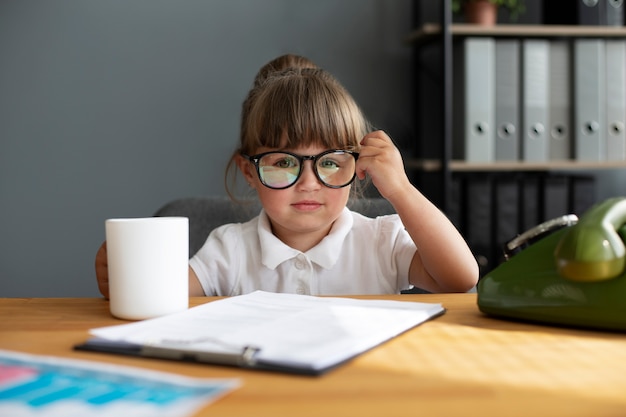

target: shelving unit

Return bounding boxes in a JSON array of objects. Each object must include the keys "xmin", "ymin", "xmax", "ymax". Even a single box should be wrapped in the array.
[
  {"xmin": 406, "ymin": 1, "xmax": 626, "ymax": 276},
  {"xmin": 407, "ymin": 2, "xmax": 626, "ymax": 213},
  {"xmin": 406, "ymin": 159, "xmax": 626, "ymax": 172},
  {"xmin": 407, "ymin": 23, "xmax": 626, "ymax": 45}
]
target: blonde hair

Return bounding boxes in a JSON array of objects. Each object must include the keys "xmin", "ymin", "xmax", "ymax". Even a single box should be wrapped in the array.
[{"xmin": 226, "ymin": 56, "xmax": 371, "ymax": 198}]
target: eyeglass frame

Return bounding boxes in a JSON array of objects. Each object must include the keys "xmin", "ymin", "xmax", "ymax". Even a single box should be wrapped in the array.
[{"xmin": 241, "ymin": 149, "xmax": 360, "ymax": 190}]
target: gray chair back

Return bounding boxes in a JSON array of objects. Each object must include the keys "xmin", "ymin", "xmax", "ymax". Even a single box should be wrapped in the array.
[{"xmin": 154, "ymin": 197, "xmax": 395, "ymax": 257}]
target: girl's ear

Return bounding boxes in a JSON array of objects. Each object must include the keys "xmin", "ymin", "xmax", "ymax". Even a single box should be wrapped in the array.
[{"xmin": 235, "ymin": 154, "xmax": 256, "ymax": 185}]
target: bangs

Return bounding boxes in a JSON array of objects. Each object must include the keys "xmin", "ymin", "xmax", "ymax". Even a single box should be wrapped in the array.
[{"xmin": 241, "ymin": 68, "xmax": 368, "ymax": 153}]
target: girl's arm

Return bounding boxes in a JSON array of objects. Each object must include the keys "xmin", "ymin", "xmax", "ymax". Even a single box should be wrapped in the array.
[
  {"xmin": 188, "ymin": 266, "xmax": 206, "ymax": 296},
  {"xmin": 356, "ymin": 131, "xmax": 479, "ymax": 293}
]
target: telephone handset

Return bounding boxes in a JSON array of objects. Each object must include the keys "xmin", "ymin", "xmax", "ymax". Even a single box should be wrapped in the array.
[
  {"xmin": 477, "ymin": 197, "xmax": 626, "ymax": 331},
  {"xmin": 555, "ymin": 197, "xmax": 626, "ymax": 282}
]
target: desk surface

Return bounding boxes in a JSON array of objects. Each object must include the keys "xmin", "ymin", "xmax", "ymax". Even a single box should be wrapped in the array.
[{"xmin": 1, "ymin": 294, "xmax": 626, "ymax": 417}]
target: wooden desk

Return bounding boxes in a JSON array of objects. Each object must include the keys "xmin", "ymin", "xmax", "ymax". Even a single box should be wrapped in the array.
[{"xmin": 1, "ymin": 294, "xmax": 626, "ymax": 417}]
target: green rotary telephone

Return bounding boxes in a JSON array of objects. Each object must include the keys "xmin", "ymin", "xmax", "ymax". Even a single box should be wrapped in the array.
[{"xmin": 478, "ymin": 197, "xmax": 626, "ymax": 331}]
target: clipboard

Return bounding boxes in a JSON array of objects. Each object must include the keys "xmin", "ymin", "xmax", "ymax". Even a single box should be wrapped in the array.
[{"xmin": 75, "ymin": 291, "xmax": 445, "ymax": 376}]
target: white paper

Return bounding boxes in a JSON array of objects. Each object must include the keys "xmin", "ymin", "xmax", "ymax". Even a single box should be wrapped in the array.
[{"xmin": 90, "ymin": 291, "xmax": 444, "ymax": 372}]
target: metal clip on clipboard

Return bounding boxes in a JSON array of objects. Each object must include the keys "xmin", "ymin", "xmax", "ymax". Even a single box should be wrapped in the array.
[{"xmin": 77, "ymin": 337, "xmax": 262, "ymax": 368}]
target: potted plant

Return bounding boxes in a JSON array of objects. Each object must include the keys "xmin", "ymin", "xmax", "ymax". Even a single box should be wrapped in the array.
[{"xmin": 452, "ymin": 0, "xmax": 525, "ymax": 25}]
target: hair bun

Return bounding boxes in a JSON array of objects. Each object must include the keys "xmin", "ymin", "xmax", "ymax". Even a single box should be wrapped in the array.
[{"xmin": 254, "ymin": 54, "xmax": 317, "ymax": 87}]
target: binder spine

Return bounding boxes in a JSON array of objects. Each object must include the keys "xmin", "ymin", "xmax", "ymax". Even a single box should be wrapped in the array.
[
  {"xmin": 548, "ymin": 40, "xmax": 572, "ymax": 160},
  {"xmin": 605, "ymin": 39, "xmax": 626, "ymax": 161},
  {"xmin": 522, "ymin": 39, "xmax": 550, "ymax": 162},
  {"xmin": 604, "ymin": 0, "xmax": 625, "ymax": 26},
  {"xmin": 493, "ymin": 175, "xmax": 519, "ymax": 264},
  {"xmin": 574, "ymin": 39, "xmax": 606, "ymax": 161},
  {"xmin": 456, "ymin": 38, "xmax": 495, "ymax": 163},
  {"xmin": 464, "ymin": 174, "xmax": 493, "ymax": 276},
  {"xmin": 495, "ymin": 39, "xmax": 520, "ymax": 161},
  {"xmin": 541, "ymin": 175, "xmax": 570, "ymax": 222},
  {"xmin": 578, "ymin": 0, "xmax": 602, "ymax": 25},
  {"xmin": 569, "ymin": 175, "xmax": 597, "ymax": 216}
]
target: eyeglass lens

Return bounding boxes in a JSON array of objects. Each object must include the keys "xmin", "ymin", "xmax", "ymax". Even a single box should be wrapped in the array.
[{"xmin": 257, "ymin": 151, "xmax": 356, "ymax": 189}]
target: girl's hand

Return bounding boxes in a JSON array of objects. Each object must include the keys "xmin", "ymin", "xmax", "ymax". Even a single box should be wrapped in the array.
[
  {"xmin": 357, "ymin": 130, "xmax": 478, "ymax": 293},
  {"xmin": 356, "ymin": 130, "xmax": 412, "ymax": 201},
  {"xmin": 95, "ymin": 241, "xmax": 109, "ymax": 299},
  {"xmin": 96, "ymin": 240, "xmax": 204, "ymax": 298}
]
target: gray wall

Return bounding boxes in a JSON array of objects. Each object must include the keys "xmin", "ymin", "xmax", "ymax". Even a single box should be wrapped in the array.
[
  {"xmin": 3, "ymin": 1, "xmax": 624, "ymax": 297},
  {"xmin": 0, "ymin": 1, "xmax": 414, "ymax": 296}
]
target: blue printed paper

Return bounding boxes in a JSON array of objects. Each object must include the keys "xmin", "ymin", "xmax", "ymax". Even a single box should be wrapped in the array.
[{"xmin": 0, "ymin": 350, "xmax": 239, "ymax": 417}]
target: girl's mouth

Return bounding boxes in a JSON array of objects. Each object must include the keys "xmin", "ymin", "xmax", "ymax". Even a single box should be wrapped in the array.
[{"xmin": 292, "ymin": 201, "xmax": 322, "ymax": 211}]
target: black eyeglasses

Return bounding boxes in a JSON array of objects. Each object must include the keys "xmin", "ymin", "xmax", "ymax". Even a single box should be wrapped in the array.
[{"xmin": 242, "ymin": 150, "xmax": 359, "ymax": 189}]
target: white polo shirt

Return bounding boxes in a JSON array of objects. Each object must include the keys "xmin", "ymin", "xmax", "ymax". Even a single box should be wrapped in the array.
[{"xmin": 189, "ymin": 207, "xmax": 416, "ymax": 296}]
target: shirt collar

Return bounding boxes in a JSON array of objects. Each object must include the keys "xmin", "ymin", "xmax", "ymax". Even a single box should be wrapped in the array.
[{"xmin": 258, "ymin": 207, "xmax": 354, "ymax": 270}]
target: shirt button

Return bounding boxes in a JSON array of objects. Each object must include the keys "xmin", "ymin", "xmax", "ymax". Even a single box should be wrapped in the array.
[{"xmin": 295, "ymin": 261, "xmax": 305, "ymax": 270}]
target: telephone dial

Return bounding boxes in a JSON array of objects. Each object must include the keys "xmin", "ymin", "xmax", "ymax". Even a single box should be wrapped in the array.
[{"xmin": 477, "ymin": 197, "xmax": 626, "ymax": 331}]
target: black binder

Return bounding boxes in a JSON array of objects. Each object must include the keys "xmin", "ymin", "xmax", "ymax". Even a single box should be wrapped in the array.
[
  {"xmin": 542, "ymin": 175, "xmax": 570, "ymax": 221},
  {"xmin": 569, "ymin": 175, "xmax": 597, "ymax": 216},
  {"xmin": 544, "ymin": 0, "xmax": 622, "ymax": 26},
  {"xmin": 493, "ymin": 175, "xmax": 520, "ymax": 264},
  {"xmin": 520, "ymin": 174, "xmax": 541, "ymax": 233},
  {"xmin": 464, "ymin": 174, "xmax": 493, "ymax": 275}
]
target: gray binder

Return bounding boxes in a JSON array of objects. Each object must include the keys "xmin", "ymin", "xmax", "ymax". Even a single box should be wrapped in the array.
[
  {"xmin": 574, "ymin": 39, "xmax": 605, "ymax": 161},
  {"xmin": 578, "ymin": 0, "xmax": 602, "ymax": 25},
  {"xmin": 605, "ymin": 39, "xmax": 626, "ymax": 161},
  {"xmin": 521, "ymin": 39, "xmax": 550, "ymax": 162},
  {"xmin": 604, "ymin": 0, "xmax": 624, "ymax": 26},
  {"xmin": 453, "ymin": 37, "xmax": 495, "ymax": 162},
  {"xmin": 495, "ymin": 39, "xmax": 520, "ymax": 161},
  {"xmin": 548, "ymin": 40, "xmax": 571, "ymax": 161}
]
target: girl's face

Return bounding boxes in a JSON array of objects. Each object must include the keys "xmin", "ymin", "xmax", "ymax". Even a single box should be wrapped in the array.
[{"xmin": 237, "ymin": 144, "xmax": 352, "ymax": 251}]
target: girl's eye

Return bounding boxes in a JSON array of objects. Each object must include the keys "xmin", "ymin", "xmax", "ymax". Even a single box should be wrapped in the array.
[
  {"xmin": 319, "ymin": 158, "xmax": 340, "ymax": 169},
  {"xmin": 275, "ymin": 157, "xmax": 298, "ymax": 168}
]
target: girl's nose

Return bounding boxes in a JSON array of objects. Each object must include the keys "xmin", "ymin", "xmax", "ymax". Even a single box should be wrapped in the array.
[{"xmin": 295, "ymin": 160, "xmax": 322, "ymax": 190}]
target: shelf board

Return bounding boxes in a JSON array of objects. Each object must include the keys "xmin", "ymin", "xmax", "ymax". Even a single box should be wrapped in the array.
[
  {"xmin": 406, "ymin": 159, "xmax": 626, "ymax": 172},
  {"xmin": 406, "ymin": 23, "xmax": 626, "ymax": 44}
]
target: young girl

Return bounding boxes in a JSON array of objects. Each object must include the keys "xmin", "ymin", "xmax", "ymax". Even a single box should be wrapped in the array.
[{"xmin": 96, "ymin": 55, "xmax": 478, "ymax": 297}]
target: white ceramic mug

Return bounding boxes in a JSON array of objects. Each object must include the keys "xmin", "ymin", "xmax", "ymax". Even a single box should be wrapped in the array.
[{"xmin": 105, "ymin": 217, "xmax": 189, "ymax": 320}]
